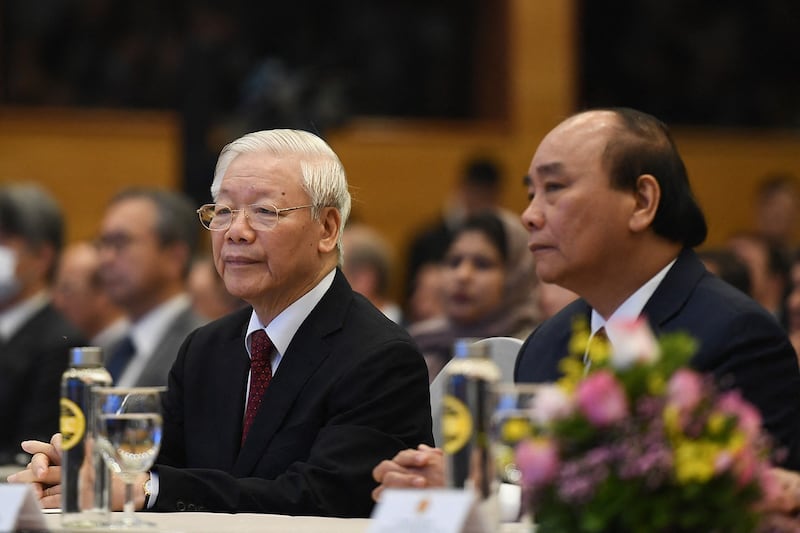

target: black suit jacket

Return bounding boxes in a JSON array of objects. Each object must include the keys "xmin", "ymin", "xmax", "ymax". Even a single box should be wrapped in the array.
[
  {"xmin": 154, "ymin": 269, "xmax": 433, "ymax": 516},
  {"xmin": 0, "ymin": 303, "xmax": 86, "ymax": 462},
  {"xmin": 515, "ymin": 248, "xmax": 800, "ymax": 469}
]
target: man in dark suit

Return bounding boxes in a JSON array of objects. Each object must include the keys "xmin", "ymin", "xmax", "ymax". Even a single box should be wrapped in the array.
[
  {"xmin": 514, "ymin": 108, "xmax": 800, "ymax": 468},
  {"xmin": 96, "ymin": 188, "xmax": 205, "ymax": 387},
  {"xmin": 11, "ymin": 129, "xmax": 433, "ymax": 517},
  {"xmin": 0, "ymin": 184, "xmax": 86, "ymax": 465},
  {"xmin": 371, "ymin": 108, "xmax": 800, "ymax": 496}
]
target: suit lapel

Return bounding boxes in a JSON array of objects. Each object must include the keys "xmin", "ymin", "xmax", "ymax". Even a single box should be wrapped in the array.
[
  {"xmin": 209, "ymin": 315, "xmax": 252, "ymax": 467},
  {"xmin": 137, "ymin": 308, "xmax": 202, "ymax": 386},
  {"xmin": 232, "ymin": 269, "xmax": 352, "ymax": 476},
  {"xmin": 199, "ymin": 307, "xmax": 252, "ymax": 469},
  {"xmin": 642, "ymin": 248, "xmax": 706, "ymax": 334}
]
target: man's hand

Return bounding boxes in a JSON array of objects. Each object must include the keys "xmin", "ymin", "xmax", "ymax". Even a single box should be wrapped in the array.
[
  {"xmin": 372, "ymin": 444, "xmax": 445, "ymax": 502},
  {"xmin": 6, "ymin": 433, "xmax": 63, "ymax": 508}
]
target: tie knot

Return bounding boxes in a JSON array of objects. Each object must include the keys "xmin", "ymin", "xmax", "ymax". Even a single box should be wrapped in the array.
[
  {"xmin": 594, "ymin": 326, "xmax": 608, "ymax": 342},
  {"xmin": 250, "ymin": 329, "xmax": 272, "ymax": 362}
]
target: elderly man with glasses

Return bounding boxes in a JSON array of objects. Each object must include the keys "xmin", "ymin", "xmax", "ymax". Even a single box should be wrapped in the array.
[{"xmin": 10, "ymin": 129, "xmax": 433, "ymax": 518}]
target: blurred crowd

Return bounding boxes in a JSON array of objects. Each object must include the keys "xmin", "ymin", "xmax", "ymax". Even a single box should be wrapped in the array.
[{"xmin": 4, "ymin": 158, "xmax": 798, "ymax": 465}]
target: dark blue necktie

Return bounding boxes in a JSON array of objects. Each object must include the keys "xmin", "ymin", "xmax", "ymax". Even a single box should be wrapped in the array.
[{"xmin": 107, "ymin": 336, "xmax": 136, "ymax": 384}]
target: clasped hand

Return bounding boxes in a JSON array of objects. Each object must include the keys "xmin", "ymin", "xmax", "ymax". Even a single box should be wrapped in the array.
[
  {"xmin": 371, "ymin": 444, "xmax": 445, "ymax": 501},
  {"xmin": 5, "ymin": 432, "xmax": 147, "ymax": 511}
]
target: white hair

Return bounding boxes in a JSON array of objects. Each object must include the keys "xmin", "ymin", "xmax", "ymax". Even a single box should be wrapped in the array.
[{"xmin": 210, "ymin": 129, "xmax": 352, "ymax": 261}]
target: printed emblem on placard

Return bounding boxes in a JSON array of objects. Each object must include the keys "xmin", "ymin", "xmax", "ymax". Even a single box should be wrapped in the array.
[
  {"xmin": 441, "ymin": 395, "xmax": 473, "ymax": 454},
  {"xmin": 60, "ymin": 398, "xmax": 86, "ymax": 451}
]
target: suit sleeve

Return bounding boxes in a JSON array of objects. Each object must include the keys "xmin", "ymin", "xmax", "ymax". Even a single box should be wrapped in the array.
[
  {"xmin": 696, "ymin": 310, "xmax": 800, "ymax": 470},
  {"xmin": 152, "ymin": 336, "xmax": 433, "ymax": 517}
]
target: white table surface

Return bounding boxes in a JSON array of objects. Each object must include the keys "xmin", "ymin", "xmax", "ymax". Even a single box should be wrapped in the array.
[
  {"xmin": 42, "ymin": 511, "xmax": 532, "ymax": 532},
  {"xmin": 44, "ymin": 512, "xmax": 372, "ymax": 533}
]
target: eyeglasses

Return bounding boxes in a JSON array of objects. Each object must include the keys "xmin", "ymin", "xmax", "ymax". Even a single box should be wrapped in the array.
[
  {"xmin": 95, "ymin": 232, "xmax": 137, "ymax": 253},
  {"xmin": 196, "ymin": 203, "xmax": 313, "ymax": 231}
]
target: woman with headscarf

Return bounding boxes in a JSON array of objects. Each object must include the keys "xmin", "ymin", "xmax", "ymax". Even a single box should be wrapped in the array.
[{"xmin": 408, "ymin": 209, "xmax": 539, "ymax": 381}]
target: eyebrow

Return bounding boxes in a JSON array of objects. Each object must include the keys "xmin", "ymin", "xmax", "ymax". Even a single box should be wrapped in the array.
[
  {"xmin": 523, "ymin": 162, "xmax": 565, "ymax": 187},
  {"xmin": 534, "ymin": 162, "xmax": 565, "ymax": 177}
]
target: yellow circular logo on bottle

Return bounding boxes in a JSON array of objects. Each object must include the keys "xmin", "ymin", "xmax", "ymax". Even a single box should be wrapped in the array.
[
  {"xmin": 59, "ymin": 398, "xmax": 86, "ymax": 451},
  {"xmin": 441, "ymin": 395, "xmax": 473, "ymax": 454}
]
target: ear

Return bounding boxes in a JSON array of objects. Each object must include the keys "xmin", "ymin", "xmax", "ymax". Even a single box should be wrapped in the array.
[
  {"xmin": 164, "ymin": 242, "xmax": 191, "ymax": 279},
  {"xmin": 317, "ymin": 207, "xmax": 341, "ymax": 255},
  {"xmin": 35, "ymin": 243, "xmax": 57, "ymax": 281},
  {"xmin": 629, "ymin": 174, "xmax": 660, "ymax": 233}
]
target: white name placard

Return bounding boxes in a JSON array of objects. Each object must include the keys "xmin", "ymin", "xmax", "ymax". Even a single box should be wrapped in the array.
[
  {"xmin": 369, "ymin": 488, "xmax": 490, "ymax": 533},
  {"xmin": 0, "ymin": 484, "xmax": 47, "ymax": 532}
]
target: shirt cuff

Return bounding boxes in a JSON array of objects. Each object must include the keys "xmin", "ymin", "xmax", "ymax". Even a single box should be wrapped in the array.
[{"xmin": 146, "ymin": 469, "xmax": 159, "ymax": 509}]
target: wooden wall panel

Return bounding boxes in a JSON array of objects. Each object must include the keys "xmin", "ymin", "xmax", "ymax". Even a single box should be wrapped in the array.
[{"xmin": 0, "ymin": 108, "xmax": 181, "ymax": 243}]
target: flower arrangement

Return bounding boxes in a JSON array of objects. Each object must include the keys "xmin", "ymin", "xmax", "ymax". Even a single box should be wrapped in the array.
[{"xmin": 514, "ymin": 317, "xmax": 791, "ymax": 533}]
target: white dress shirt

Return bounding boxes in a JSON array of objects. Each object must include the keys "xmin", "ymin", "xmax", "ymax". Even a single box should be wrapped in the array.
[
  {"xmin": 0, "ymin": 291, "xmax": 50, "ymax": 342},
  {"xmin": 116, "ymin": 294, "xmax": 192, "ymax": 387},
  {"xmin": 589, "ymin": 258, "xmax": 677, "ymax": 346}
]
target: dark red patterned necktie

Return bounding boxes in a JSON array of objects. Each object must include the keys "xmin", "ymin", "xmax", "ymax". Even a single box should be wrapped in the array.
[{"xmin": 242, "ymin": 329, "xmax": 273, "ymax": 445}]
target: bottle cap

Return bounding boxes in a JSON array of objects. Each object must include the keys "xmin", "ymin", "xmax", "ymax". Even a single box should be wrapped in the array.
[
  {"xmin": 69, "ymin": 346, "xmax": 104, "ymax": 367},
  {"xmin": 453, "ymin": 338, "xmax": 488, "ymax": 358}
]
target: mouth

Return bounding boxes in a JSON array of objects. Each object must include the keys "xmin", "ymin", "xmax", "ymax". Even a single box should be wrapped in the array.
[
  {"xmin": 450, "ymin": 292, "xmax": 473, "ymax": 305},
  {"xmin": 528, "ymin": 243, "xmax": 554, "ymax": 254},
  {"xmin": 223, "ymin": 256, "xmax": 259, "ymax": 266}
]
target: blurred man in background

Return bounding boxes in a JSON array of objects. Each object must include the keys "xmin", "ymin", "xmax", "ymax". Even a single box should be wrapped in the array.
[
  {"xmin": 97, "ymin": 188, "xmax": 204, "ymax": 386},
  {"xmin": 0, "ymin": 184, "xmax": 85, "ymax": 465},
  {"xmin": 52, "ymin": 241, "xmax": 129, "ymax": 355},
  {"xmin": 753, "ymin": 174, "xmax": 799, "ymax": 255},
  {"xmin": 342, "ymin": 223, "xmax": 402, "ymax": 323}
]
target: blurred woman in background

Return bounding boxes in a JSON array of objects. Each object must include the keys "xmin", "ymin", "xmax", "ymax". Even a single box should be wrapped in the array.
[{"xmin": 408, "ymin": 210, "xmax": 539, "ymax": 381}]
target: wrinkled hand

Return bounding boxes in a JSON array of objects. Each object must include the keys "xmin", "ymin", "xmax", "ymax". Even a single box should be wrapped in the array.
[
  {"xmin": 6, "ymin": 433, "xmax": 63, "ymax": 508},
  {"xmin": 372, "ymin": 444, "xmax": 445, "ymax": 502},
  {"xmin": 762, "ymin": 467, "xmax": 800, "ymax": 514}
]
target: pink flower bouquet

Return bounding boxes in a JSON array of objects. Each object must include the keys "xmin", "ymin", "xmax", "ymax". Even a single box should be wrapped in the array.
[{"xmin": 516, "ymin": 317, "xmax": 790, "ymax": 533}]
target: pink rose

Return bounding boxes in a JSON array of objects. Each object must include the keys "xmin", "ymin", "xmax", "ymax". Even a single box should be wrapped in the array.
[
  {"xmin": 515, "ymin": 438, "xmax": 560, "ymax": 487},
  {"xmin": 531, "ymin": 385, "xmax": 575, "ymax": 425},
  {"xmin": 576, "ymin": 370, "xmax": 628, "ymax": 426},
  {"xmin": 717, "ymin": 390, "xmax": 762, "ymax": 441},
  {"xmin": 667, "ymin": 369, "xmax": 704, "ymax": 413},
  {"xmin": 733, "ymin": 446, "xmax": 758, "ymax": 487},
  {"xmin": 606, "ymin": 317, "xmax": 660, "ymax": 369}
]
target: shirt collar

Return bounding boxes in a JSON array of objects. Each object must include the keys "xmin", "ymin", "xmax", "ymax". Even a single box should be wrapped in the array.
[
  {"xmin": 590, "ymin": 258, "xmax": 677, "ymax": 341},
  {"xmin": 0, "ymin": 291, "xmax": 50, "ymax": 341},
  {"xmin": 245, "ymin": 269, "xmax": 336, "ymax": 359}
]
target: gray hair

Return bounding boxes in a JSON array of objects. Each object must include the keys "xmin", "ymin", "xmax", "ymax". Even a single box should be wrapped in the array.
[{"xmin": 210, "ymin": 129, "xmax": 351, "ymax": 261}]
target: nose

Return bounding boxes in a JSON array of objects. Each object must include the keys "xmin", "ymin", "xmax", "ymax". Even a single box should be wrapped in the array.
[
  {"xmin": 521, "ymin": 197, "xmax": 544, "ymax": 231},
  {"xmin": 453, "ymin": 259, "xmax": 475, "ymax": 281},
  {"xmin": 225, "ymin": 209, "xmax": 256, "ymax": 242}
]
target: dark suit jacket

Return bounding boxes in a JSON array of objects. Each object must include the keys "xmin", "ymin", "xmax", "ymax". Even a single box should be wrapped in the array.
[
  {"xmin": 154, "ymin": 269, "xmax": 433, "ymax": 517},
  {"xmin": 515, "ymin": 248, "xmax": 800, "ymax": 470},
  {"xmin": 134, "ymin": 306, "xmax": 205, "ymax": 387},
  {"xmin": 0, "ymin": 303, "xmax": 86, "ymax": 462}
]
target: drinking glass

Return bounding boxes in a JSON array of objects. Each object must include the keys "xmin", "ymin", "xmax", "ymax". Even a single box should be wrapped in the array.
[
  {"xmin": 93, "ymin": 386, "xmax": 165, "ymax": 528},
  {"xmin": 490, "ymin": 382, "xmax": 540, "ymax": 524}
]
